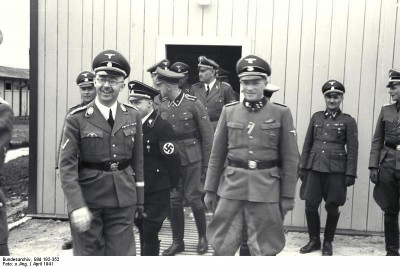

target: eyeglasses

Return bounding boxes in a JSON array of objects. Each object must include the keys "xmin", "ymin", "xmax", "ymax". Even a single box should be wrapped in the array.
[{"xmin": 96, "ymin": 77, "xmax": 124, "ymax": 86}]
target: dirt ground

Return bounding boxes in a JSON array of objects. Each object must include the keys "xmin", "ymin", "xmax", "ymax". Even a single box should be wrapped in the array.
[{"xmin": 7, "ymin": 217, "xmax": 388, "ymax": 256}]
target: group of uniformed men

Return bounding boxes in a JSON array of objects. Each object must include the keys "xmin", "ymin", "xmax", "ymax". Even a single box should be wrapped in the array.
[{"xmin": 55, "ymin": 48, "xmax": 400, "ymax": 257}]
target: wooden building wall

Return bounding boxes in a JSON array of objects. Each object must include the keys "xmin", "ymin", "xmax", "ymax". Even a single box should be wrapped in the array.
[
  {"xmin": 32, "ymin": 0, "xmax": 400, "ymax": 233},
  {"xmin": 0, "ymin": 78, "xmax": 29, "ymax": 116}
]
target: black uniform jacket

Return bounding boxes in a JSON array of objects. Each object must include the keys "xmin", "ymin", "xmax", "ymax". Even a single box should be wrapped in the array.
[{"xmin": 142, "ymin": 110, "xmax": 181, "ymax": 193}]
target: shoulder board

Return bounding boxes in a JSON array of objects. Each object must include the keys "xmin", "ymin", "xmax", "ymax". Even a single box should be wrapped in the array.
[
  {"xmin": 69, "ymin": 104, "xmax": 88, "ymax": 115},
  {"xmin": 123, "ymin": 103, "xmax": 138, "ymax": 111},
  {"xmin": 221, "ymin": 82, "xmax": 231, "ymax": 87},
  {"xmin": 192, "ymin": 82, "xmax": 202, "ymax": 87},
  {"xmin": 225, "ymin": 101, "xmax": 240, "ymax": 107},
  {"xmin": 383, "ymin": 103, "xmax": 395, "ymax": 107},
  {"xmin": 184, "ymin": 94, "xmax": 197, "ymax": 101},
  {"xmin": 68, "ymin": 104, "xmax": 81, "ymax": 112},
  {"xmin": 342, "ymin": 113, "xmax": 352, "ymax": 118},
  {"xmin": 273, "ymin": 102, "xmax": 287, "ymax": 107}
]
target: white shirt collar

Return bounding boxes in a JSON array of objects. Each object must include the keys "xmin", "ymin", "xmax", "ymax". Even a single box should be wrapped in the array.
[
  {"xmin": 142, "ymin": 109, "xmax": 154, "ymax": 124},
  {"xmin": 206, "ymin": 78, "xmax": 217, "ymax": 91},
  {"xmin": 95, "ymin": 98, "xmax": 118, "ymax": 121}
]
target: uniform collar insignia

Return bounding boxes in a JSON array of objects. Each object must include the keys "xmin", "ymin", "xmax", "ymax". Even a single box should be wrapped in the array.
[
  {"xmin": 243, "ymin": 97, "xmax": 267, "ymax": 112},
  {"xmin": 120, "ymin": 104, "xmax": 127, "ymax": 112},
  {"xmin": 324, "ymin": 109, "xmax": 341, "ymax": 119},
  {"xmin": 169, "ymin": 91, "xmax": 184, "ymax": 107},
  {"xmin": 85, "ymin": 105, "xmax": 94, "ymax": 117}
]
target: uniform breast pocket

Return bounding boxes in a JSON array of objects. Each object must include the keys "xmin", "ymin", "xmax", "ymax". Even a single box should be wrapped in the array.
[
  {"xmin": 214, "ymin": 97, "xmax": 224, "ymax": 109},
  {"xmin": 227, "ymin": 122, "xmax": 245, "ymax": 147},
  {"xmin": 332, "ymin": 124, "xmax": 346, "ymax": 139},
  {"xmin": 179, "ymin": 112, "xmax": 194, "ymax": 130},
  {"xmin": 123, "ymin": 127, "xmax": 136, "ymax": 153},
  {"xmin": 313, "ymin": 124, "xmax": 323, "ymax": 137},
  {"xmin": 80, "ymin": 130, "xmax": 104, "ymax": 155},
  {"xmin": 260, "ymin": 122, "xmax": 281, "ymax": 148},
  {"xmin": 384, "ymin": 118, "xmax": 397, "ymax": 133}
]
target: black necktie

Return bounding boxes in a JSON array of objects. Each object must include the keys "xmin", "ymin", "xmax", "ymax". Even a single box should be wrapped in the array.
[
  {"xmin": 108, "ymin": 109, "xmax": 114, "ymax": 128},
  {"xmin": 206, "ymin": 85, "xmax": 210, "ymax": 97}
]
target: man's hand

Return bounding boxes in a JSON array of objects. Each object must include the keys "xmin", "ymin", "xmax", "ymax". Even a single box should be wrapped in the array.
[
  {"xmin": 279, "ymin": 197, "xmax": 295, "ymax": 219},
  {"xmin": 204, "ymin": 191, "xmax": 217, "ymax": 212},
  {"xmin": 201, "ymin": 166, "xmax": 208, "ymax": 183},
  {"xmin": 369, "ymin": 168, "xmax": 379, "ymax": 185},
  {"xmin": 70, "ymin": 206, "xmax": 93, "ymax": 233},
  {"xmin": 345, "ymin": 175, "xmax": 355, "ymax": 187},
  {"xmin": 299, "ymin": 169, "xmax": 308, "ymax": 182},
  {"xmin": 134, "ymin": 204, "xmax": 146, "ymax": 220}
]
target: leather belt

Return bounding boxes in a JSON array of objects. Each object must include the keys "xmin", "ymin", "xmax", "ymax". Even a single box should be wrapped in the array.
[
  {"xmin": 228, "ymin": 159, "xmax": 277, "ymax": 170},
  {"xmin": 385, "ymin": 142, "xmax": 400, "ymax": 151},
  {"xmin": 80, "ymin": 159, "xmax": 131, "ymax": 172}
]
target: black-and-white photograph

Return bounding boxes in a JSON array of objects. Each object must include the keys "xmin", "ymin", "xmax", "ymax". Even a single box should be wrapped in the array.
[{"xmin": 1, "ymin": 0, "xmax": 400, "ymax": 263}]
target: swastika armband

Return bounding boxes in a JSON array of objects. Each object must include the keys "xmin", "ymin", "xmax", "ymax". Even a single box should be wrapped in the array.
[{"xmin": 159, "ymin": 141, "xmax": 176, "ymax": 155}]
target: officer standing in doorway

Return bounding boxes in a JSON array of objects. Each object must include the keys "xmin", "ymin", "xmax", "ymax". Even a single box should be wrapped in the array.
[
  {"xmin": 191, "ymin": 56, "xmax": 237, "ymax": 130},
  {"xmin": 156, "ymin": 67, "xmax": 213, "ymax": 256},
  {"xmin": 204, "ymin": 55, "xmax": 299, "ymax": 256},
  {"xmin": 299, "ymin": 80, "xmax": 358, "ymax": 256},
  {"xmin": 0, "ymin": 99, "xmax": 13, "ymax": 256},
  {"xmin": 59, "ymin": 50, "xmax": 144, "ymax": 256},
  {"xmin": 128, "ymin": 80, "xmax": 181, "ymax": 256},
  {"xmin": 369, "ymin": 69, "xmax": 400, "ymax": 256}
]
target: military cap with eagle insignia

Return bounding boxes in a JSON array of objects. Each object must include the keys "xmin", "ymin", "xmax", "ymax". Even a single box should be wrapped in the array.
[
  {"xmin": 215, "ymin": 67, "xmax": 230, "ymax": 79},
  {"xmin": 128, "ymin": 80, "xmax": 159, "ymax": 101},
  {"xmin": 147, "ymin": 59, "xmax": 170, "ymax": 74},
  {"xmin": 154, "ymin": 67, "xmax": 185, "ymax": 84},
  {"xmin": 236, "ymin": 54, "xmax": 279, "ymax": 92},
  {"xmin": 170, "ymin": 62, "xmax": 190, "ymax": 74},
  {"xmin": 76, "ymin": 71, "xmax": 95, "ymax": 88},
  {"xmin": 92, "ymin": 49, "xmax": 131, "ymax": 78},
  {"xmin": 321, "ymin": 79, "xmax": 345, "ymax": 95},
  {"xmin": 198, "ymin": 56, "xmax": 219, "ymax": 69},
  {"xmin": 387, "ymin": 68, "xmax": 400, "ymax": 88}
]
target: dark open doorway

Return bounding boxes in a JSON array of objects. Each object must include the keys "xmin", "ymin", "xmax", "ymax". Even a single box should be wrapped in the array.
[{"xmin": 166, "ymin": 45, "xmax": 242, "ymax": 92}]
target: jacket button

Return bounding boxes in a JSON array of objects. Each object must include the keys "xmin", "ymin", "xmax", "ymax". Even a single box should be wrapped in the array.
[
  {"xmin": 322, "ymin": 151, "xmax": 325, "ymax": 153},
  {"xmin": 112, "ymin": 144, "xmax": 116, "ymax": 147},
  {"xmin": 324, "ymin": 133, "xmax": 327, "ymax": 135},
  {"xmin": 249, "ymin": 136, "xmax": 253, "ymax": 139},
  {"xmin": 157, "ymin": 169, "xmax": 159, "ymax": 172},
  {"xmin": 113, "ymin": 154, "xmax": 117, "ymax": 157},
  {"xmin": 249, "ymin": 151, "xmax": 254, "ymax": 154}
]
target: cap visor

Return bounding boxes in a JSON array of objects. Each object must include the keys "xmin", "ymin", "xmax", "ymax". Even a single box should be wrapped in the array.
[
  {"xmin": 239, "ymin": 74, "xmax": 268, "ymax": 81},
  {"xmin": 323, "ymin": 89, "xmax": 344, "ymax": 95},
  {"xmin": 79, "ymin": 82, "xmax": 94, "ymax": 88},
  {"xmin": 265, "ymin": 83, "xmax": 280, "ymax": 92},
  {"xmin": 94, "ymin": 67, "xmax": 126, "ymax": 77}
]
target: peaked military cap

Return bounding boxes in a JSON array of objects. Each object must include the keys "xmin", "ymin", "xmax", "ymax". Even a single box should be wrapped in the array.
[
  {"xmin": 215, "ymin": 67, "xmax": 230, "ymax": 78},
  {"xmin": 387, "ymin": 69, "xmax": 400, "ymax": 88},
  {"xmin": 236, "ymin": 54, "xmax": 271, "ymax": 80},
  {"xmin": 155, "ymin": 67, "xmax": 184, "ymax": 84},
  {"xmin": 92, "ymin": 49, "xmax": 130, "ymax": 78},
  {"xmin": 76, "ymin": 71, "xmax": 95, "ymax": 88},
  {"xmin": 147, "ymin": 59, "xmax": 170, "ymax": 74},
  {"xmin": 198, "ymin": 56, "xmax": 219, "ymax": 69},
  {"xmin": 128, "ymin": 80, "xmax": 159, "ymax": 100},
  {"xmin": 322, "ymin": 80, "xmax": 345, "ymax": 95},
  {"xmin": 170, "ymin": 62, "xmax": 189, "ymax": 74}
]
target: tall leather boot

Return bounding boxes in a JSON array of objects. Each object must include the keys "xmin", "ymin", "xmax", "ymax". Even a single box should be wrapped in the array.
[
  {"xmin": 322, "ymin": 213, "xmax": 340, "ymax": 256},
  {"xmin": 144, "ymin": 240, "xmax": 161, "ymax": 256},
  {"xmin": 300, "ymin": 211, "xmax": 321, "ymax": 254},
  {"xmin": 162, "ymin": 208, "xmax": 185, "ymax": 256},
  {"xmin": 384, "ymin": 213, "xmax": 399, "ymax": 256},
  {"xmin": 134, "ymin": 218, "xmax": 144, "ymax": 256},
  {"xmin": 239, "ymin": 225, "xmax": 251, "ymax": 256},
  {"xmin": 192, "ymin": 208, "xmax": 208, "ymax": 254}
]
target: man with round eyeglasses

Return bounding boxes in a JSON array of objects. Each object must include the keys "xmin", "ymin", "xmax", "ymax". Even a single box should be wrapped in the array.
[{"xmin": 59, "ymin": 49, "xmax": 144, "ymax": 256}]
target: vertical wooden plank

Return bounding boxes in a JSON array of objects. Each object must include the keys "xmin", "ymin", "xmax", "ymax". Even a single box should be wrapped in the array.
[
  {"xmin": 143, "ymin": 0, "xmax": 160, "ymax": 85},
  {"xmin": 187, "ymin": 0, "xmax": 203, "ymax": 36},
  {"xmin": 254, "ymin": 0, "xmax": 273, "ymax": 61},
  {"xmin": 216, "ymin": 0, "xmax": 233, "ymax": 37},
  {"xmin": 344, "ymin": 0, "xmax": 367, "ymax": 231},
  {"xmin": 67, "ymin": 0, "xmax": 83, "ymax": 107},
  {"xmin": 329, "ymin": 0, "xmax": 352, "ymax": 230},
  {"xmin": 81, "ymin": 0, "xmax": 94, "ymax": 71},
  {"xmin": 394, "ymin": 0, "xmax": 400, "ymax": 69},
  {"xmin": 285, "ymin": 0, "xmax": 304, "ymax": 227},
  {"xmin": 173, "ymin": 0, "xmax": 189, "ymax": 36},
  {"xmin": 36, "ymin": 0, "xmax": 46, "ymax": 214},
  {"xmin": 202, "ymin": 0, "xmax": 219, "ymax": 37},
  {"xmin": 116, "ymin": 0, "xmax": 131, "ymax": 103},
  {"xmin": 246, "ymin": 0, "xmax": 257, "ymax": 53},
  {"xmin": 103, "ymin": 0, "xmax": 117, "ymax": 49},
  {"xmin": 295, "ymin": 0, "xmax": 317, "ymax": 228},
  {"xmin": 232, "ymin": 0, "xmax": 249, "ymax": 37},
  {"xmin": 159, "ymin": 0, "xmax": 174, "ymax": 36},
  {"xmin": 92, "ymin": 0, "xmax": 105, "ymax": 56},
  {"xmin": 270, "ymin": 0, "xmax": 289, "ymax": 104},
  {"xmin": 130, "ymin": 0, "xmax": 145, "ymax": 82},
  {"xmin": 42, "ymin": 0, "xmax": 58, "ymax": 214},
  {"xmin": 55, "ymin": 0, "xmax": 69, "ymax": 215},
  {"xmin": 368, "ymin": 0, "xmax": 396, "ymax": 233}
]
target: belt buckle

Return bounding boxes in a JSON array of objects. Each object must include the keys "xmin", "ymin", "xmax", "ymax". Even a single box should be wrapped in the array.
[
  {"xmin": 396, "ymin": 145, "xmax": 400, "ymax": 151},
  {"xmin": 110, "ymin": 162, "xmax": 119, "ymax": 171},
  {"xmin": 248, "ymin": 160, "xmax": 257, "ymax": 169}
]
